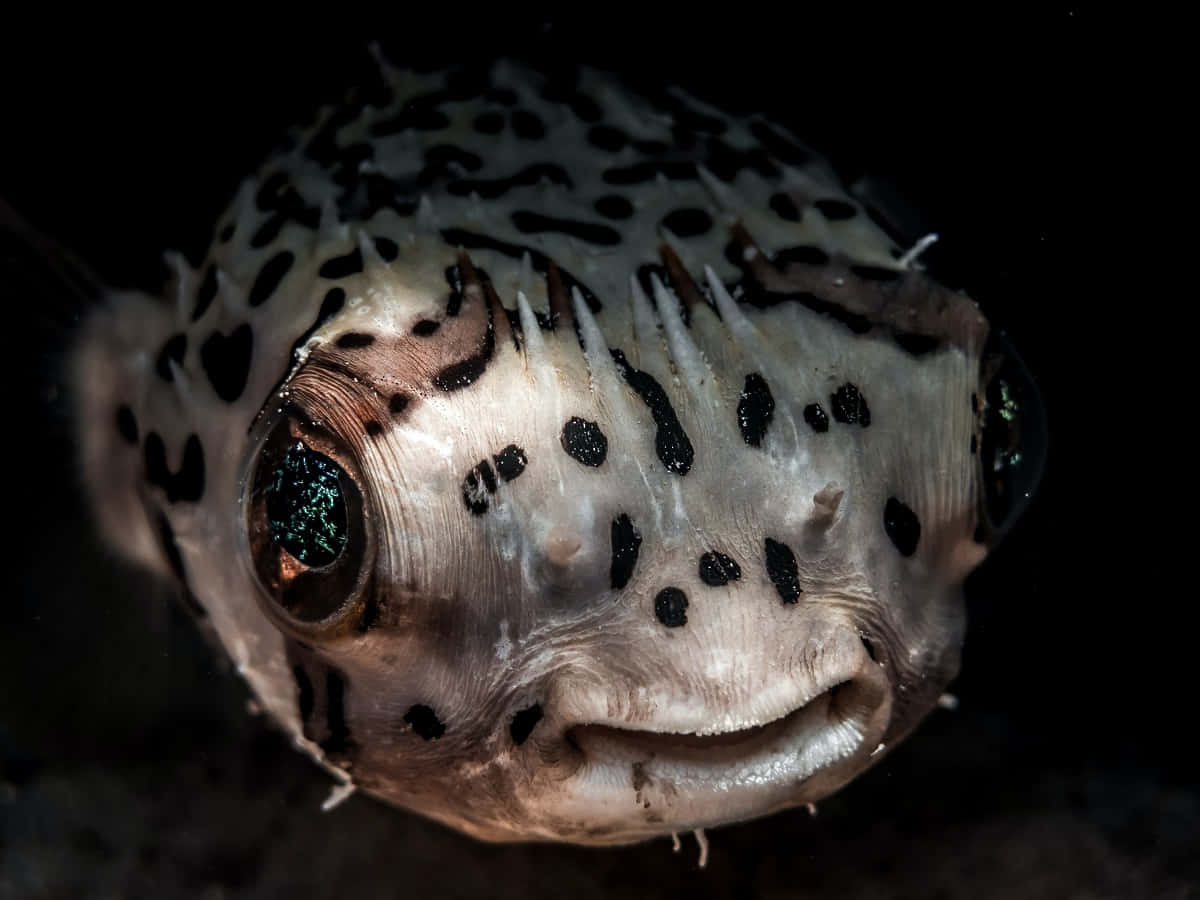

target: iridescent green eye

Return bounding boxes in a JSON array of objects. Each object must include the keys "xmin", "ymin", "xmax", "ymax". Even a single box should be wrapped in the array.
[
  {"xmin": 266, "ymin": 442, "xmax": 348, "ymax": 567},
  {"xmin": 247, "ymin": 418, "xmax": 369, "ymax": 630}
]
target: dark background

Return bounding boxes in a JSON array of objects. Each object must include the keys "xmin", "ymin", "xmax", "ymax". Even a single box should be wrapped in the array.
[{"xmin": 3, "ymin": 10, "xmax": 1192, "ymax": 898}]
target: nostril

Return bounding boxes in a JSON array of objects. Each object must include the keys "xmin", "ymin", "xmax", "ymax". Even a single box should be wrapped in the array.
[{"xmin": 510, "ymin": 703, "xmax": 544, "ymax": 745}]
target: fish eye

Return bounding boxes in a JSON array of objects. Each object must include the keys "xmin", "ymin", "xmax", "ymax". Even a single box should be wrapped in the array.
[
  {"xmin": 978, "ymin": 329, "xmax": 1048, "ymax": 542},
  {"xmin": 244, "ymin": 412, "xmax": 372, "ymax": 633},
  {"xmin": 266, "ymin": 442, "xmax": 348, "ymax": 568}
]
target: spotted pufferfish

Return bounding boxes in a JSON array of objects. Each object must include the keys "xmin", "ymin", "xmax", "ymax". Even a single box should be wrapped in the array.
[{"xmin": 69, "ymin": 54, "xmax": 1044, "ymax": 846}]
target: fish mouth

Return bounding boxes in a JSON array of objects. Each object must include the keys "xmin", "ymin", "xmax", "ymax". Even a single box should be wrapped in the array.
[
  {"xmin": 566, "ymin": 678, "xmax": 866, "ymax": 761},
  {"xmin": 539, "ymin": 629, "xmax": 892, "ymax": 842}
]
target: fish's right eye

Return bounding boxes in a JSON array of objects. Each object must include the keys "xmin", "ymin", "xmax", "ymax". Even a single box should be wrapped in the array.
[
  {"xmin": 244, "ymin": 413, "xmax": 373, "ymax": 635},
  {"xmin": 266, "ymin": 441, "xmax": 349, "ymax": 568}
]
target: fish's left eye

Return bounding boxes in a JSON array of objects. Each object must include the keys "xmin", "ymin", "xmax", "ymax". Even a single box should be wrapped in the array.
[{"xmin": 244, "ymin": 414, "xmax": 372, "ymax": 634}]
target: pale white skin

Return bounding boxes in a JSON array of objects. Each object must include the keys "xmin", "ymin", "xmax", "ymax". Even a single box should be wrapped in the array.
[{"xmin": 74, "ymin": 58, "xmax": 999, "ymax": 844}]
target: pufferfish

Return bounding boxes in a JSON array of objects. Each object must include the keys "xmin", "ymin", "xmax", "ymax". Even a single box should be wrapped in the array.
[{"xmin": 68, "ymin": 53, "xmax": 1044, "ymax": 847}]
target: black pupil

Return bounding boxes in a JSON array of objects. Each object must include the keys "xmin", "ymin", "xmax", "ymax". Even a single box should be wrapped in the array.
[{"xmin": 266, "ymin": 442, "xmax": 348, "ymax": 567}]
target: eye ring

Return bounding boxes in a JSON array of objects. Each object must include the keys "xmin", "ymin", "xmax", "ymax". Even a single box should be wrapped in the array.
[{"xmin": 241, "ymin": 405, "xmax": 375, "ymax": 640}]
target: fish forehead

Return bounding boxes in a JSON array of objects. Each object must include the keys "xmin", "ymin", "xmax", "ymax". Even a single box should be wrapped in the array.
[{"xmin": 74, "ymin": 55, "xmax": 1013, "ymax": 843}]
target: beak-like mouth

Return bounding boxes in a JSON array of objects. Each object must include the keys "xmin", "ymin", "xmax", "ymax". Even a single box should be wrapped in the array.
[
  {"xmin": 534, "ymin": 628, "xmax": 892, "ymax": 843},
  {"xmin": 567, "ymin": 677, "xmax": 866, "ymax": 761}
]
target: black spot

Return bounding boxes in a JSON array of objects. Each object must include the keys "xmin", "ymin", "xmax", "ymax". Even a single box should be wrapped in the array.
[
  {"xmin": 193, "ymin": 265, "xmax": 218, "ymax": 320},
  {"xmin": 404, "ymin": 703, "xmax": 445, "ymax": 740},
  {"xmin": 365, "ymin": 421, "xmax": 384, "ymax": 438},
  {"xmin": 769, "ymin": 193, "xmax": 801, "ymax": 222},
  {"xmin": 335, "ymin": 332, "xmax": 375, "ymax": 349},
  {"xmin": 587, "ymin": 124, "xmax": 627, "ymax": 152},
  {"xmin": 249, "ymin": 215, "xmax": 284, "ymax": 248},
  {"xmin": 815, "ymin": 198, "xmax": 857, "ymax": 220},
  {"xmin": 144, "ymin": 432, "xmax": 205, "ymax": 503},
  {"xmin": 431, "ymin": 295, "xmax": 496, "ymax": 391},
  {"xmin": 293, "ymin": 665, "xmax": 315, "ymax": 722},
  {"xmin": 218, "ymin": 223, "xmax": 235, "ymax": 243},
  {"xmin": 248, "ymin": 251, "xmax": 294, "ymax": 307},
  {"xmin": 654, "ymin": 588, "xmax": 688, "ymax": 628},
  {"xmin": 473, "ymin": 111, "xmax": 505, "ymax": 134},
  {"xmin": 851, "ymin": 264, "xmax": 901, "ymax": 282},
  {"xmin": 773, "ymin": 246, "xmax": 830, "ymax": 267},
  {"xmin": 200, "ymin": 324, "xmax": 253, "ymax": 403},
  {"xmin": 594, "ymin": 195, "xmax": 633, "ymax": 219},
  {"xmin": 884, "ymin": 497, "xmax": 921, "ymax": 557},
  {"xmin": 970, "ymin": 433, "xmax": 978, "ymax": 454},
  {"xmin": 510, "ymin": 211, "xmax": 621, "ymax": 246},
  {"xmin": 737, "ymin": 373, "xmax": 775, "ymax": 447},
  {"xmin": 389, "ymin": 393, "xmax": 411, "ymax": 416},
  {"xmin": 373, "ymin": 236, "xmax": 399, "ymax": 262},
  {"xmin": 447, "ymin": 163, "xmax": 573, "ymax": 200},
  {"xmin": 320, "ymin": 670, "xmax": 352, "ymax": 754},
  {"xmin": 610, "ymin": 513, "xmax": 642, "ymax": 590},
  {"xmin": 661, "ymin": 208, "xmax": 712, "ymax": 238},
  {"xmin": 493, "ymin": 445, "xmax": 527, "ymax": 482},
  {"xmin": 764, "ymin": 537, "xmax": 802, "ymax": 603},
  {"xmin": 894, "ymin": 331, "xmax": 941, "ymax": 356},
  {"xmin": 602, "ymin": 160, "xmax": 697, "ymax": 185},
  {"xmin": 830, "ymin": 383, "xmax": 871, "ymax": 427},
  {"xmin": 319, "ymin": 247, "xmax": 364, "ymax": 280},
  {"xmin": 750, "ymin": 120, "xmax": 811, "ymax": 166},
  {"xmin": 510, "ymin": 704, "xmax": 543, "ymax": 745},
  {"xmin": 155, "ymin": 334, "xmax": 186, "ymax": 382},
  {"xmin": 803, "ymin": 403, "xmax": 830, "ymax": 433},
  {"xmin": 511, "ymin": 109, "xmax": 545, "ymax": 139},
  {"xmin": 610, "ymin": 349, "xmax": 693, "ymax": 476},
  {"xmin": 412, "ymin": 319, "xmax": 440, "ymax": 336},
  {"xmin": 561, "ymin": 417, "xmax": 608, "ymax": 467},
  {"xmin": 115, "ymin": 405, "xmax": 138, "ymax": 445},
  {"xmin": 699, "ymin": 552, "xmax": 741, "ymax": 587}
]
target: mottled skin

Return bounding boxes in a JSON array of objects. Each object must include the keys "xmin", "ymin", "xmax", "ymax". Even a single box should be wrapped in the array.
[{"xmin": 72, "ymin": 56, "xmax": 1039, "ymax": 844}]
